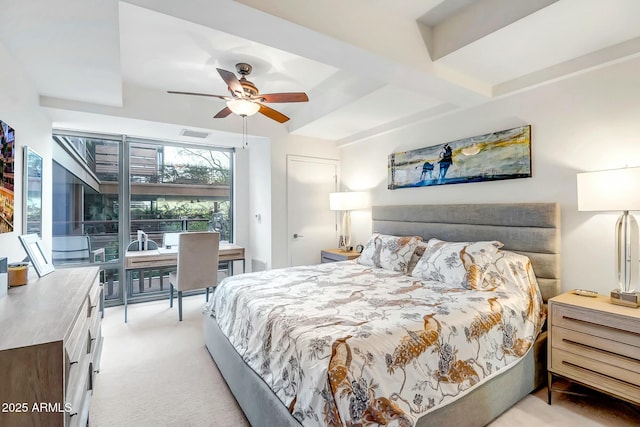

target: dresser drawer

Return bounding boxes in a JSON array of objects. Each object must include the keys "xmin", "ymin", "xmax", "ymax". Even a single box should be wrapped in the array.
[
  {"xmin": 548, "ymin": 293, "xmax": 640, "ymax": 407},
  {"xmin": 88, "ymin": 278, "xmax": 101, "ymax": 317},
  {"xmin": 66, "ymin": 367, "xmax": 91, "ymax": 427},
  {"xmin": 65, "ymin": 298, "xmax": 90, "ymax": 372},
  {"xmin": 88, "ymin": 308, "xmax": 101, "ymax": 354},
  {"xmin": 219, "ymin": 247, "xmax": 244, "ymax": 262},
  {"xmin": 551, "ymin": 303, "xmax": 640, "ymax": 343},
  {"xmin": 551, "ymin": 325, "xmax": 640, "ymax": 368},
  {"xmin": 65, "ymin": 346, "xmax": 91, "ymax": 421},
  {"xmin": 551, "ymin": 347, "xmax": 640, "ymax": 404},
  {"xmin": 91, "ymin": 329, "xmax": 104, "ymax": 374},
  {"xmin": 65, "ymin": 277, "xmax": 100, "ymax": 416}
]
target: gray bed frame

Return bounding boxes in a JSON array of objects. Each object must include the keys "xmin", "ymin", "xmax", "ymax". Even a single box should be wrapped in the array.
[{"xmin": 204, "ymin": 203, "xmax": 561, "ymax": 427}]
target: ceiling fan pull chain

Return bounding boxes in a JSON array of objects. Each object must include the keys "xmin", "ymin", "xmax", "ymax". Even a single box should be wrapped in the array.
[{"xmin": 242, "ymin": 115, "xmax": 248, "ymax": 149}]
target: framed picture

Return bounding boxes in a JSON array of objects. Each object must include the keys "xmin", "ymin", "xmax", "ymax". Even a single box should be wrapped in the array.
[
  {"xmin": 23, "ymin": 146, "xmax": 43, "ymax": 236},
  {"xmin": 19, "ymin": 233, "xmax": 55, "ymax": 277},
  {"xmin": 388, "ymin": 125, "xmax": 532, "ymax": 189},
  {"xmin": 0, "ymin": 119, "xmax": 15, "ymax": 233}
]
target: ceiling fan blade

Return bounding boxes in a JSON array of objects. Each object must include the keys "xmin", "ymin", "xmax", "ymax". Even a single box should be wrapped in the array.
[
  {"xmin": 217, "ymin": 68, "xmax": 244, "ymax": 97},
  {"xmin": 213, "ymin": 106, "xmax": 232, "ymax": 119},
  {"xmin": 259, "ymin": 92, "xmax": 309, "ymax": 103},
  {"xmin": 167, "ymin": 90, "xmax": 230, "ymax": 100},
  {"xmin": 258, "ymin": 103, "xmax": 290, "ymax": 123}
]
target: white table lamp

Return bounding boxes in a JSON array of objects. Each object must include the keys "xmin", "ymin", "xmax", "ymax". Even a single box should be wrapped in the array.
[
  {"xmin": 577, "ymin": 167, "xmax": 640, "ymax": 306},
  {"xmin": 329, "ymin": 191, "xmax": 368, "ymax": 250}
]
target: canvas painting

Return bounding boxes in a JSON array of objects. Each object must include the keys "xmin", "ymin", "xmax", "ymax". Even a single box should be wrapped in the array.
[
  {"xmin": 0, "ymin": 119, "xmax": 15, "ymax": 233},
  {"xmin": 388, "ymin": 125, "xmax": 531, "ymax": 190}
]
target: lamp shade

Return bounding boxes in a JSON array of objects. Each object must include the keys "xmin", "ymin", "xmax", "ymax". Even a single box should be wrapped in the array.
[
  {"xmin": 577, "ymin": 167, "xmax": 640, "ymax": 212},
  {"xmin": 226, "ymin": 99, "xmax": 260, "ymax": 117},
  {"xmin": 329, "ymin": 191, "xmax": 368, "ymax": 211}
]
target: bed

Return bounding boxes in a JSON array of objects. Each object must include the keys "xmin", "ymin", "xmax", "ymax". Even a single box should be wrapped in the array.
[{"xmin": 203, "ymin": 203, "xmax": 561, "ymax": 427}]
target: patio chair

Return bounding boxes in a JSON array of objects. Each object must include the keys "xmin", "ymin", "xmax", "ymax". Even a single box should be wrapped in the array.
[
  {"xmin": 52, "ymin": 235, "xmax": 111, "ymax": 303},
  {"xmin": 52, "ymin": 235, "xmax": 105, "ymax": 264}
]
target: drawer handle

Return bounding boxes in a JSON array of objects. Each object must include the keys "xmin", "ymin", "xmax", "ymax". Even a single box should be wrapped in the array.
[{"xmin": 70, "ymin": 361, "xmax": 78, "ymax": 366}]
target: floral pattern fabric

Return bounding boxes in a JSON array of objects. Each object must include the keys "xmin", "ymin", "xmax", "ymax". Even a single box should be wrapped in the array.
[
  {"xmin": 406, "ymin": 241, "xmax": 429, "ymax": 275},
  {"xmin": 205, "ymin": 253, "xmax": 544, "ymax": 427},
  {"xmin": 378, "ymin": 235, "xmax": 422, "ymax": 273},
  {"xmin": 356, "ymin": 233, "xmax": 380, "ymax": 267},
  {"xmin": 411, "ymin": 239, "xmax": 503, "ymax": 289},
  {"xmin": 356, "ymin": 234, "xmax": 422, "ymax": 273}
]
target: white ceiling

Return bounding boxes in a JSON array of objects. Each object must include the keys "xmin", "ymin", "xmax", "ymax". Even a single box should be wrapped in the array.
[{"xmin": 2, "ymin": 0, "xmax": 640, "ymax": 146}]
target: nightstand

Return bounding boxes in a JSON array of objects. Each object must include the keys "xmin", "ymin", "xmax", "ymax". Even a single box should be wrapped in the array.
[
  {"xmin": 321, "ymin": 248, "xmax": 361, "ymax": 263},
  {"xmin": 547, "ymin": 291, "xmax": 640, "ymax": 406}
]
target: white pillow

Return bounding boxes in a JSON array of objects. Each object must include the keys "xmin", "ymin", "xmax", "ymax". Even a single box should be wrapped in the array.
[
  {"xmin": 356, "ymin": 233, "xmax": 423, "ymax": 273},
  {"xmin": 377, "ymin": 235, "xmax": 422, "ymax": 273},
  {"xmin": 356, "ymin": 233, "xmax": 380, "ymax": 267},
  {"xmin": 481, "ymin": 250, "xmax": 535, "ymax": 291},
  {"xmin": 406, "ymin": 240, "xmax": 429, "ymax": 276},
  {"xmin": 411, "ymin": 238, "xmax": 503, "ymax": 288}
]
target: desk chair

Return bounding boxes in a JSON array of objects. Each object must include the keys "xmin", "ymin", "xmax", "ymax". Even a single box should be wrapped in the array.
[
  {"xmin": 158, "ymin": 232, "xmax": 181, "ymax": 288},
  {"xmin": 169, "ymin": 232, "xmax": 220, "ymax": 321},
  {"xmin": 127, "ymin": 239, "xmax": 159, "ymax": 292}
]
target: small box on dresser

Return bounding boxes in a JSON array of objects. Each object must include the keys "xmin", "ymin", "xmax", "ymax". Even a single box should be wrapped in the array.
[
  {"xmin": 547, "ymin": 291, "xmax": 640, "ymax": 406},
  {"xmin": 0, "ymin": 266, "xmax": 103, "ymax": 427}
]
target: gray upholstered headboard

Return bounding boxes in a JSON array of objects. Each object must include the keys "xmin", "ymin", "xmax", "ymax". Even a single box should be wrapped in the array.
[{"xmin": 372, "ymin": 203, "xmax": 561, "ymax": 302}]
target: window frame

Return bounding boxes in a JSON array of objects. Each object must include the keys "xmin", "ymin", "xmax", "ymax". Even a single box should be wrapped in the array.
[{"xmin": 52, "ymin": 130, "xmax": 235, "ymax": 307}]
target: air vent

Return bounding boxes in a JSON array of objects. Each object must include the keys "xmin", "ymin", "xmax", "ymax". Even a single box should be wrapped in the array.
[{"xmin": 180, "ymin": 129, "xmax": 210, "ymax": 138}]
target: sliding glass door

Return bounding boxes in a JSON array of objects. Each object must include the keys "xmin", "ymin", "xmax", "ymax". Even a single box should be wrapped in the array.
[
  {"xmin": 126, "ymin": 138, "xmax": 233, "ymax": 299},
  {"xmin": 52, "ymin": 131, "xmax": 234, "ymax": 306}
]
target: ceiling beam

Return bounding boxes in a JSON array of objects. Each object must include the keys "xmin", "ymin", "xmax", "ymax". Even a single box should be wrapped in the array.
[
  {"xmin": 424, "ymin": 0, "xmax": 559, "ymax": 61},
  {"xmin": 122, "ymin": 0, "xmax": 488, "ymax": 107}
]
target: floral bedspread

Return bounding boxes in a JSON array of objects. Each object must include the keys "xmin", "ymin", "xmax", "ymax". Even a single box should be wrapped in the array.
[{"xmin": 204, "ymin": 255, "xmax": 545, "ymax": 427}]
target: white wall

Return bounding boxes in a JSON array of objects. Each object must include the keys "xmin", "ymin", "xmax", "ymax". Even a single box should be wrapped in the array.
[
  {"xmin": 0, "ymin": 44, "xmax": 53, "ymax": 262},
  {"xmin": 340, "ymin": 56, "xmax": 640, "ymax": 296},
  {"xmin": 233, "ymin": 144, "xmax": 251, "ymax": 270},
  {"xmin": 248, "ymin": 136, "xmax": 271, "ymax": 271}
]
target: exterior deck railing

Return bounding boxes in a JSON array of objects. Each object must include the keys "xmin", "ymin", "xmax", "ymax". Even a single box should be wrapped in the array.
[{"xmin": 53, "ymin": 217, "xmax": 229, "ymax": 262}]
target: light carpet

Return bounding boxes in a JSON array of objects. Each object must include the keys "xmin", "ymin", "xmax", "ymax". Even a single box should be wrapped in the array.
[{"xmin": 90, "ymin": 296, "xmax": 639, "ymax": 427}]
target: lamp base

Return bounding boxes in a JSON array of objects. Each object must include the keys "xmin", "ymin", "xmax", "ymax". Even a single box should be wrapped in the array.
[
  {"xmin": 338, "ymin": 234, "xmax": 351, "ymax": 251},
  {"xmin": 610, "ymin": 289, "xmax": 640, "ymax": 308}
]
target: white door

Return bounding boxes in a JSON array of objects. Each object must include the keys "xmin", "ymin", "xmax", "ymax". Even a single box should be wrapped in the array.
[{"xmin": 287, "ymin": 155, "xmax": 339, "ymax": 266}]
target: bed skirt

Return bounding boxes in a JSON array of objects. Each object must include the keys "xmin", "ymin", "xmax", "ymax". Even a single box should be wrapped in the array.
[{"xmin": 204, "ymin": 313, "xmax": 547, "ymax": 427}]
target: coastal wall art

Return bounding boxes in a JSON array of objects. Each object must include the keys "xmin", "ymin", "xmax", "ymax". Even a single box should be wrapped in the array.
[{"xmin": 388, "ymin": 125, "xmax": 532, "ymax": 190}]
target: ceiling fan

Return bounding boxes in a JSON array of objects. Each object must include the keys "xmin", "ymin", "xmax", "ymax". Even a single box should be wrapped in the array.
[{"xmin": 168, "ymin": 62, "xmax": 309, "ymax": 123}]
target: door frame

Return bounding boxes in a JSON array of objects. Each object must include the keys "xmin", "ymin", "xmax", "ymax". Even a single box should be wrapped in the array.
[{"xmin": 286, "ymin": 155, "xmax": 340, "ymax": 266}]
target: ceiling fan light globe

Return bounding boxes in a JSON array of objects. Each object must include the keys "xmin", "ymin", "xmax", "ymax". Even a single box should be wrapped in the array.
[{"xmin": 226, "ymin": 99, "xmax": 260, "ymax": 117}]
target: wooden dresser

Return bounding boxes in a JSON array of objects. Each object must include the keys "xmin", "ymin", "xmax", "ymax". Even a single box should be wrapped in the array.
[
  {"xmin": 0, "ymin": 266, "xmax": 103, "ymax": 427},
  {"xmin": 547, "ymin": 291, "xmax": 640, "ymax": 406}
]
